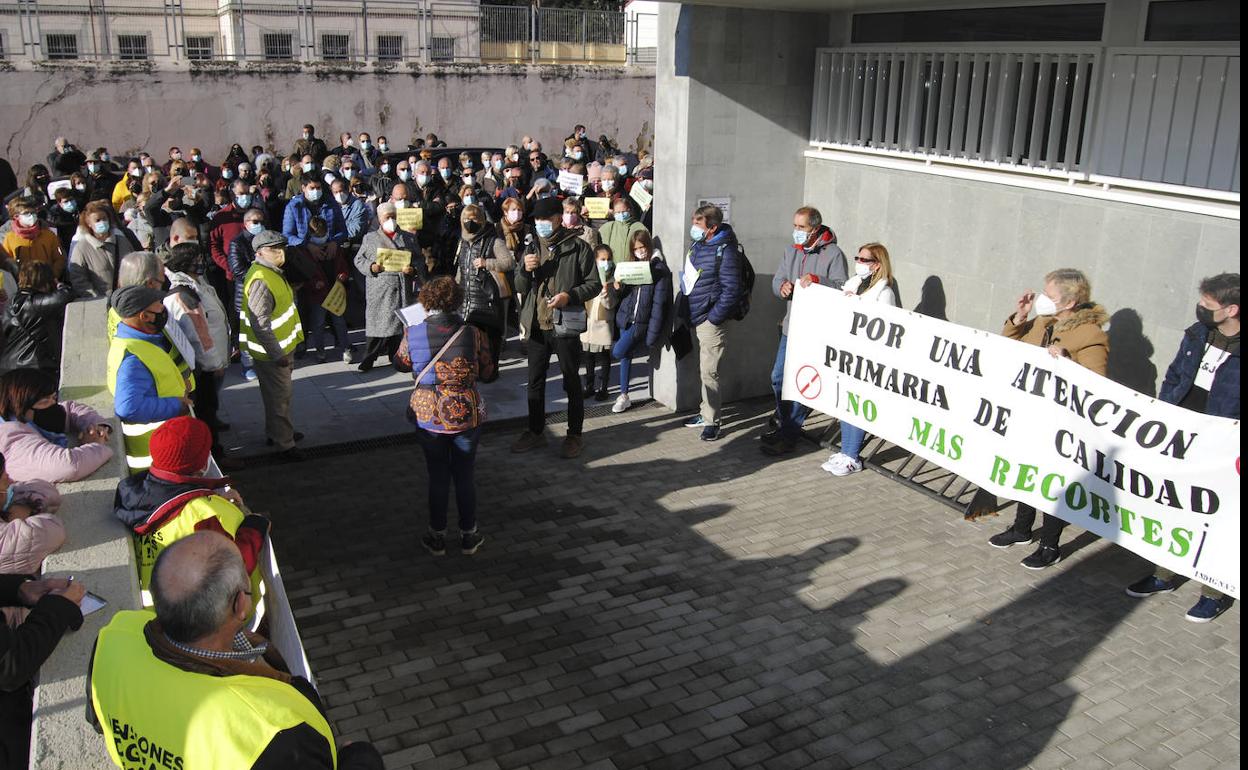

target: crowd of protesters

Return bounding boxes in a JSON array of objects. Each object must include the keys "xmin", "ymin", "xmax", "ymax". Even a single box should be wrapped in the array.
[{"xmin": 0, "ymin": 115, "xmax": 1237, "ymax": 770}]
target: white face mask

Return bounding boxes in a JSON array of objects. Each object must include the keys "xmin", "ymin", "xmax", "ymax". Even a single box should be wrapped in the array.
[
  {"xmin": 634, "ymin": 249, "xmax": 648, "ymax": 260},
  {"xmin": 1033, "ymin": 292, "xmax": 1060, "ymax": 316},
  {"xmin": 506, "ymin": 209, "xmax": 522, "ymax": 224},
  {"xmin": 602, "ymin": 180, "xmax": 615, "ymax": 192},
  {"xmin": 305, "ymin": 188, "xmax": 322, "ymax": 202},
  {"xmin": 394, "ymin": 199, "xmax": 408, "ymax": 209},
  {"xmin": 855, "ymin": 262, "xmax": 875, "ymax": 279},
  {"xmin": 17, "ymin": 213, "xmax": 37, "ymax": 227},
  {"xmin": 380, "ymin": 164, "xmax": 391, "ymax": 174},
  {"xmin": 415, "ymin": 175, "xmax": 429, "ymax": 188},
  {"xmin": 381, "ymin": 218, "xmax": 397, "ymax": 234},
  {"xmin": 334, "ymin": 192, "xmax": 349, "ymax": 204},
  {"xmin": 397, "ymin": 170, "xmax": 410, "ymax": 181}
]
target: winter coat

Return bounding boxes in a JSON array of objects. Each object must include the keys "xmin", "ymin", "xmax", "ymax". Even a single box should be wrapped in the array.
[
  {"xmin": 773, "ymin": 227, "xmax": 847, "ymax": 335},
  {"xmin": 1159, "ymin": 322, "xmax": 1240, "ymax": 419},
  {"xmin": 228, "ymin": 230, "xmax": 258, "ymax": 317},
  {"xmin": 111, "ymin": 322, "xmax": 188, "ymax": 424},
  {"xmin": 68, "ymin": 230, "xmax": 134, "ymax": 297},
  {"xmin": 0, "ymin": 401, "xmax": 112, "ymax": 483},
  {"xmin": 166, "ymin": 271, "xmax": 230, "ymax": 372},
  {"xmin": 0, "ymin": 491, "xmax": 66, "ymax": 577},
  {"xmin": 0, "ymin": 287, "xmax": 74, "ymax": 375},
  {"xmin": 684, "ymin": 224, "xmax": 743, "ymax": 327},
  {"xmin": 281, "ymin": 195, "xmax": 347, "ymax": 247},
  {"xmin": 395, "ymin": 313, "xmax": 498, "ymax": 434},
  {"xmin": 295, "ymin": 243, "xmax": 351, "ymax": 306},
  {"xmin": 145, "ymin": 188, "xmax": 207, "ymax": 249},
  {"xmin": 613, "ymin": 253, "xmax": 673, "ymax": 350},
  {"xmin": 596, "ymin": 219, "xmax": 648, "ymax": 265},
  {"xmin": 208, "ymin": 204, "xmax": 247, "ymax": 279},
  {"xmin": 1003, "ymin": 304, "xmax": 1109, "ymax": 376},
  {"xmin": 355, "ymin": 229, "xmax": 422, "ymax": 338},
  {"xmin": 513, "ymin": 230, "xmax": 602, "ymax": 341},
  {"xmin": 340, "ymin": 197, "xmax": 372, "ymax": 242},
  {"xmin": 841, "ymin": 274, "xmax": 899, "ymax": 308},
  {"xmin": 1, "ymin": 228, "xmax": 65, "ymax": 280},
  {"xmin": 456, "ymin": 232, "xmax": 515, "ymax": 331}
]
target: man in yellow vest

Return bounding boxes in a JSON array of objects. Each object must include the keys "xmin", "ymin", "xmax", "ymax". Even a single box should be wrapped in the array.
[
  {"xmin": 88, "ymin": 532, "xmax": 384, "ymax": 770},
  {"xmin": 107, "ymin": 286, "xmax": 194, "ymax": 474},
  {"xmin": 241, "ymin": 231, "xmax": 305, "ymax": 461},
  {"xmin": 113, "ymin": 416, "xmax": 267, "ymax": 606}
]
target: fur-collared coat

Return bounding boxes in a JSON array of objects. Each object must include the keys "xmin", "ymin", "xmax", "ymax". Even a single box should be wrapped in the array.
[{"xmin": 1003, "ymin": 304, "xmax": 1110, "ymax": 376}]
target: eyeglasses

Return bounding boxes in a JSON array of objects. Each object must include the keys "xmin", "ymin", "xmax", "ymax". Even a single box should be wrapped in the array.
[{"xmin": 855, "ymin": 256, "xmax": 879, "ymax": 264}]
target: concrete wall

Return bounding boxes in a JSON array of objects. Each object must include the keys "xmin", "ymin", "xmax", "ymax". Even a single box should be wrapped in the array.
[
  {"xmin": 651, "ymin": 3, "xmax": 826, "ymax": 411},
  {"xmin": 803, "ymin": 157, "xmax": 1241, "ymax": 397},
  {"xmin": 1, "ymin": 64, "xmax": 655, "ymax": 173}
]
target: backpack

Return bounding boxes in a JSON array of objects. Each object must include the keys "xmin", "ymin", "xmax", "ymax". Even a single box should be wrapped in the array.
[{"xmin": 714, "ymin": 242, "xmax": 755, "ymax": 321}]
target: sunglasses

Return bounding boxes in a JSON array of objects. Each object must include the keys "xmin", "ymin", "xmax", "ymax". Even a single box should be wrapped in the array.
[{"xmin": 855, "ymin": 256, "xmax": 879, "ymax": 264}]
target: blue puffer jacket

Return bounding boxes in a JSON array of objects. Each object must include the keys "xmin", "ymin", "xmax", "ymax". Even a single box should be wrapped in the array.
[
  {"xmin": 614, "ymin": 255, "xmax": 673, "ymax": 349},
  {"xmin": 281, "ymin": 195, "xmax": 347, "ymax": 246},
  {"xmin": 112, "ymin": 323, "xmax": 186, "ymax": 425},
  {"xmin": 684, "ymin": 224, "xmax": 742, "ymax": 327},
  {"xmin": 1159, "ymin": 322, "xmax": 1240, "ymax": 418}
]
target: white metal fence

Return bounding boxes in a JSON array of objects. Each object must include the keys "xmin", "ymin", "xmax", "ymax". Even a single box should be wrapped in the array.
[
  {"xmin": 0, "ymin": 0, "xmax": 641, "ymax": 66},
  {"xmin": 811, "ymin": 45, "xmax": 1240, "ymax": 194}
]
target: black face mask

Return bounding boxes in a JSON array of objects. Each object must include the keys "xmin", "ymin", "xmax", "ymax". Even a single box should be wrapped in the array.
[
  {"xmin": 147, "ymin": 309, "xmax": 169, "ymax": 333},
  {"xmin": 1196, "ymin": 304, "xmax": 1219, "ymax": 329},
  {"xmin": 464, "ymin": 220, "xmax": 482, "ymax": 235},
  {"xmin": 31, "ymin": 404, "xmax": 67, "ymax": 434}
]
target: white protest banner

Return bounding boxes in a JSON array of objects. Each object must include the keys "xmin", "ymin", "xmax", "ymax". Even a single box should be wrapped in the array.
[
  {"xmin": 783, "ymin": 284, "xmax": 1241, "ymax": 598},
  {"xmin": 558, "ymin": 170, "xmax": 585, "ymax": 196},
  {"xmin": 257, "ymin": 536, "xmax": 315, "ymax": 684}
]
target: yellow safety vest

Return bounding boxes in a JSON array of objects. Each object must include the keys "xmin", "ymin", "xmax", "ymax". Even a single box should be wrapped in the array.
[
  {"xmin": 108, "ymin": 307, "xmax": 196, "ymax": 387},
  {"xmin": 240, "ymin": 263, "xmax": 304, "ymax": 361},
  {"xmin": 91, "ymin": 610, "xmax": 338, "ymax": 770},
  {"xmin": 106, "ymin": 337, "xmax": 187, "ymax": 474},
  {"xmin": 132, "ymin": 493, "xmax": 262, "ymax": 610}
]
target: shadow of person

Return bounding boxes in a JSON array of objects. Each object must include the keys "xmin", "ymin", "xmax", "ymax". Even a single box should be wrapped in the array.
[
  {"xmin": 914, "ymin": 275, "xmax": 948, "ymax": 321},
  {"xmin": 233, "ymin": 403, "xmax": 1147, "ymax": 770},
  {"xmin": 1107, "ymin": 308, "xmax": 1158, "ymax": 397}
]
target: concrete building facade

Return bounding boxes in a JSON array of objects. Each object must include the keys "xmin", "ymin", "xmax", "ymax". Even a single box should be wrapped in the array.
[{"xmin": 651, "ymin": 0, "xmax": 1239, "ymax": 412}]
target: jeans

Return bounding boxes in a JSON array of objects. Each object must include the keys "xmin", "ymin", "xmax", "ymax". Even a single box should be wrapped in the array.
[
  {"xmin": 612, "ymin": 325, "xmax": 641, "ymax": 395},
  {"xmin": 840, "ymin": 420, "xmax": 866, "ymax": 461},
  {"xmin": 527, "ymin": 328, "xmax": 583, "ymax": 436},
  {"xmin": 415, "ymin": 427, "xmax": 480, "ymax": 533},
  {"xmin": 304, "ymin": 302, "xmax": 350, "ymax": 354},
  {"xmin": 1011, "ymin": 504, "xmax": 1069, "ymax": 548},
  {"xmin": 771, "ymin": 333, "xmax": 810, "ymax": 438}
]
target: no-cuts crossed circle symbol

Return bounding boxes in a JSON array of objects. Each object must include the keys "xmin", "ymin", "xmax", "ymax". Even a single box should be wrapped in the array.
[{"xmin": 795, "ymin": 365, "xmax": 822, "ymax": 400}]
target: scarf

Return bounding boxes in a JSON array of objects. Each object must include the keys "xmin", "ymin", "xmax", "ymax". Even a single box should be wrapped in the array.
[
  {"xmin": 11, "ymin": 220, "xmax": 41, "ymax": 241},
  {"xmin": 534, "ymin": 229, "xmax": 576, "ymax": 331},
  {"xmin": 501, "ymin": 216, "xmax": 524, "ymax": 252}
]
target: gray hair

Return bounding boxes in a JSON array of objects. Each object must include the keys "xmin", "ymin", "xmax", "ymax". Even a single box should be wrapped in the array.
[
  {"xmin": 118, "ymin": 251, "xmax": 162, "ymax": 288},
  {"xmin": 377, "ymin": 201, "xmax": 396, "ymax": 218},
  {"xmin": 796, "ymin": 206, "xmax": 823, "ymax": 229},
  {"xmin": 414, "ymin": 160, "xmax": 431, "ymax": 174},
  {"xmin": 151, "ymin": 539, "xmax": 249, "ymax": 644}
]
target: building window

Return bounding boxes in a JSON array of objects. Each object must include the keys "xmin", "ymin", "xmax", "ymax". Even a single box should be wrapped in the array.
[
  {"xmin": 262, "ymin": 32, "xmax": 294, "ymax": 61},
  {"xmin": 852, "ymin": 4, "xmax": 1106, "ymax": 44},
  {"xmin": 377, "ymin": 34, "xmax": 403, "ymax": 62},
  {"xmin": 44, "ymin": 33, "xmax": 78, "ymax": 60},
  {"xmin": 321, "ymin": 33, "xmax": 350, "ymax": 61},
  {"xmin": 117, "ymin": 34, "xmax": 149, "ymax": 61},
  {"xmin": 430, "ymin": 36, "xmax": 455, "ymax": 62},
  {"xmin": 0, "ymin": 34, "xmax": 6, "ymax": 60},
  {"xmin": 1145, "ymin": 0, "xmax": 1240, "ymax": 41},
  {"xmin": 186, "ymin": 35, "xmax": 214, "ymax": 61}
]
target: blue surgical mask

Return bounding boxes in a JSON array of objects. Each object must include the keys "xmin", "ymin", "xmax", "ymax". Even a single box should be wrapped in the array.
[
  {"xmin": 439, "ymin": 168, "xmax": 451, "ymax": 179},
  {"xmin": 535, "ymin": 220, "xmax": 555, "ymax": 239},
  {"xmin": 60, "ymin": 200, "xmax": 78, "ymax": 213},
  {"xmin": 309, "ymin": 235, "xmax": 328, "ymax": 245},
  {"xmin": 690, "ymin": 225, "xmax": 706, "ymax": 241},
  {"xmin": 305, "ymin": 188, "xmax": 322, "ymax": 202},
  {"xmin": 492, "ymin": 160, "xmax": 503, "ymax": 170},
  {"xmin": 380, "ymin": 163, "xmax": 391, "ymax": 174},
  {"xmin": 614, "ymin": 212, "xmax": 630, "ymax": 223},
  {"xmin": 342, "ymin": 169, "xmax": 354, "ymax": 179},
  {"xmin": 235, "ymin": 194, "xmax": 252, "ymax": 208},
  {"xmin": 379, "ymin": 143, "xmax": 390, "ymax": 152},
  {"xmin": 463, "ymin": 196, "xmax": 475, "ymax": 206},
  {"xmin": 398, "ymin": 170, "xmax": 411, "ymax": 181},
  {"xmin": 792, "ymin": 229, "xmax": 808, "ymax": 246},
  {"xmin": 222, "ymin": 169, "xmax": 234, "ymax": 179},
  {"xmin": 92, "ymin": 220, "xmax": 110, "ymax": 236},
  {"xmin": 3, "ymin": 486, "xmax": 13, "ymax": 511},
  {"xmin": 361, "ymin": 140, "xmax": 372, "ymax": 150},
  {"xmin": 302, "ymin": 162, "xmax": 314, "ymax": 173},
  {"xmin": 247, "ymin": 222, "xmax": 263, "ymax": 235}
]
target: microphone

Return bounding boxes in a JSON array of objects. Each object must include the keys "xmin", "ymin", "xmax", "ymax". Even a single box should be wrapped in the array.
[{"xmin": 524, "ymin": 233, "xmax": 536, "ymax": 253}]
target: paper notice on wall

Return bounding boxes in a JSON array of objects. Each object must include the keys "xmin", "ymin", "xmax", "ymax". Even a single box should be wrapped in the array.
[{"xmin": 697, "ymin": 196, "xmax": 731, "ymax": 224}]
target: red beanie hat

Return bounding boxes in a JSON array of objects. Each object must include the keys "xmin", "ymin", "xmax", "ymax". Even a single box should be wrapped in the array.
[{"xmin": 149, "ymin": 416, "xmax": 213, "ymax": 475}]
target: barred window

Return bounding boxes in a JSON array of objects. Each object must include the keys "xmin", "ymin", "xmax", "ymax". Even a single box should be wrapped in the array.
[
  {"xmin": 262, "ymin": 32, "xmax": 294, "ymax": 61},
  {"xmin": 321, "ymin": 33, "xmax": 349, "ymax": 61},
  {"xmin": 377, "ymin": 34, "xmax": 403, "ymax": 62},
  {"xmin": 186, "ymin": 35, "xmax": 214, "ymax": 61},
  {"xmin": 118, "ymin": 34, "xmax": 149, "ymax": 61},
  {"xmin": 430, "ymin": 37, "xmax": 454, "ymax": 62},
  {"xmin": 45, "ymin": 33, "xmax": 78, "ymax": 60}
]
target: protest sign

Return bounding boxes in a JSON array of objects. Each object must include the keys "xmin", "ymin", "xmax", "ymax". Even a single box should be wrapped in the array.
[
  {"xmin": 396, "ymin": 207, "xmax": 423, "ymax": 232},
  {"xmin": 321, "ymin": 281, "xmax": 347, "ymax": 316},
  {"xmin": 558, "ymin": 170, "xmax": 585, "ymax": 196},
  {"xmin": 630, "ymin": 183, "xmax": 653, "ymax": 212},
  {"xmin": 584, "ymin": 197, "xmax": 611, "ymax": 220},
  {"xmin": 258, "ymin": 537, "xmax": 315, "ymax": 684},
  {"xmin": 614, "ymin": 261, "xmax": 653, "ymax": 285},
  {"xmin": 783, "ymin": 285, "xmax": 1241, "ymax": 598},
  {"xmin": 375, "ymin": 248, "xmax": 411, "ymax": 273}
]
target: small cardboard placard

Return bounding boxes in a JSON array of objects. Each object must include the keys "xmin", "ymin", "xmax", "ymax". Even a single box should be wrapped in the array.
[
  {"xmin": 321, "ymin": 281, "xmax": 347, "ymax": 316},
  {"xmin": 614, "ymin": 261, "xmax": 653, "ymax": 285},
  {"xmin": 558, "ymin": 170, "xmax": 585, "ymax": 196},
  {"xmin": 375, "ymin": 248, "xmax": 411, "ymax": 273},
  {"xmin": 584, "ymin": 197, "xmax": 611, "ymax": 220},
  {"xmin": 396, "ymin": 207, "xmax": 423, "ymax": 232}
]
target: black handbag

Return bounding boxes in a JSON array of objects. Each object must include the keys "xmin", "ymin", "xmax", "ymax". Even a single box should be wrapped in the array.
[
  {"xmin": 552, "ymin": 306, "xmax": 588, "ymax": 338},
  {"xmin": 669, "ymin": 322, "xmax": 693, "ymax": 360}
]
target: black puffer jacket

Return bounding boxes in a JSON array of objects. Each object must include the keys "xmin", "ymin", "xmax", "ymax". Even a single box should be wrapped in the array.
[
  {"xmin": 0, "ymin": 286, "xmax": 74, "ymax": 375},
  {"xmin": 456, "ymin": 232, "xmax": 515, "ymax": 330}
]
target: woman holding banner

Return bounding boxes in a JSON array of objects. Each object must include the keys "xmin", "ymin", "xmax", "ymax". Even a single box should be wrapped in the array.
[
  {"xmin": 822, "ymin": 243, "xmax": 898, "ymax": 478},
  {"xmin": 988, "ymin": 268, "xmax": 1109, "ymax": 570},
  {"xmin": 355, "ymin": 202, "xmax": 422, "ymax": 372}
]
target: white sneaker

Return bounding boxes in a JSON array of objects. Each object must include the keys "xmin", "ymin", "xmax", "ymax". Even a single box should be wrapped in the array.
[
  {"xmin": 827, "ymin": 455, "xmax": 863, "ymax": 477},
  {"xmin": 820, "ymin": 452, "xmax": 847, "ymax": 473},
  {"xmin": 612, "ymin": 394, "xmax": 631, "ymax": 414}
]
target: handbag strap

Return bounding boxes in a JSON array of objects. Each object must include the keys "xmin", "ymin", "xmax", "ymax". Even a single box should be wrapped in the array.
[{"xmin": 415, "ymin": 325, "xmax": 467, "ymax": 384}]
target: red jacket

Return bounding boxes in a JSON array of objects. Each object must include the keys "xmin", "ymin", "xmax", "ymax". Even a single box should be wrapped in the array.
[{"xmin": 209, "ymin": 204, "xmax": 247, "ymax": 279}]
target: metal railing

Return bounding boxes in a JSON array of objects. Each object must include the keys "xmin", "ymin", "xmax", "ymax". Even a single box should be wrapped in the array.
[
  {"xmin": 810, "ymin": 45, "xmax": 1240, "ymax": 195},
  {"xmin": 0, "ymin": 0, "xmax": 644, "ymax": 66}
]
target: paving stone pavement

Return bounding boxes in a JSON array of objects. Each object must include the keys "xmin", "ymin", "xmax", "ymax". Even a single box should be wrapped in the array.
[{"xmin": 232, "ymin": 399, "xmax": 1240, "ymax": 770}]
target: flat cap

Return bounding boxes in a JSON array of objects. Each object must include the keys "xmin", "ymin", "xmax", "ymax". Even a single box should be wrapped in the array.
[
  {"xmin": 111, "ymin": 285, "xmax": 167, "ymax": 317},
  {"xmin": 251, "ymin": 230, "xmax": 287, "ymax": 250},
  {"xmin": 532, "ymin": 197, "xmax": 562, "ymax": 219}
]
